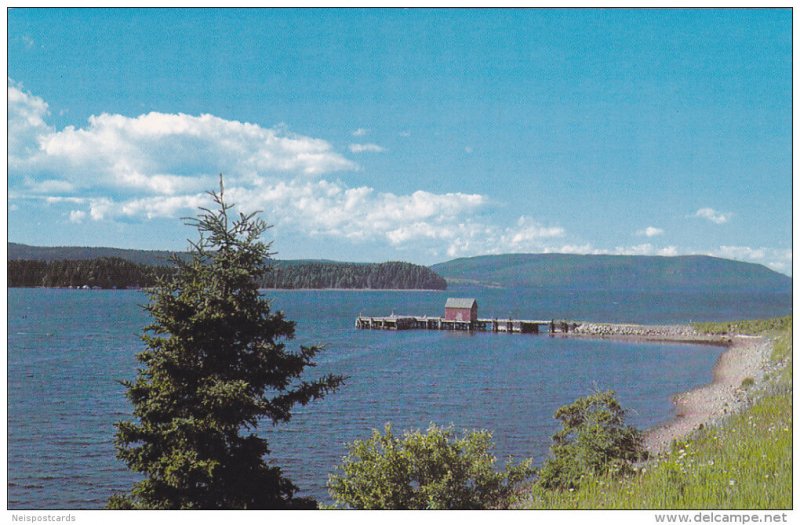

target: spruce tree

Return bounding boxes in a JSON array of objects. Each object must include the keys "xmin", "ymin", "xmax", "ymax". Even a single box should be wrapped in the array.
[{"xmin": 110, "ymin": 178, "xmax": 343, "ymax": 509}]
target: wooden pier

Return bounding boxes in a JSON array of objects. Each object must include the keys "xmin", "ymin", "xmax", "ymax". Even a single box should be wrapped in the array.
[{"xmin": 354, "ymin": 314, "xmax": 578, "ymax": 334}]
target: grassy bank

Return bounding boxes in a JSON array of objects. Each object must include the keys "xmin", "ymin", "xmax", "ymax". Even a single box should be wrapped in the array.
[{"xmin": 523, "ymin": 317, "xmax": 792, "ymax": 509}]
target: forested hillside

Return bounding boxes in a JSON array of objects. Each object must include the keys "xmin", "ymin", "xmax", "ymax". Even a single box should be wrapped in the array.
[
  {"xmin": 264, "ymin": 261, "xmax": 447, "ymax": 289},
  {"xmin": 8, "ymin": 257, "xmax": 447, "ymax": 290},
  {"xmin": 8, "ymin": 258, "xmax": 170, "ymax": 289}
]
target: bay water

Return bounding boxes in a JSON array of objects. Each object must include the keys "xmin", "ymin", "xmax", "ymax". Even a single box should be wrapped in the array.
[{"xmin": 7, "ymin": 286, "xmax": 791, "ymax": 508}]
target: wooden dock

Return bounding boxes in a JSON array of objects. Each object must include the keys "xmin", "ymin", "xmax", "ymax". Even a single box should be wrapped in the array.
[{"xmin": 355, "ymin": 315, "xmax": 578, "ymax": 334}]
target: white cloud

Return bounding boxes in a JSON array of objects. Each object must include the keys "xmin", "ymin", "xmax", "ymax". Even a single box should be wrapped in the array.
[
  {"xmin": 233, "ymin": 180, "xmax": 486, "ymax": 243},
  {"xmin": 349, "ymin": 143, "xmax": 386, "ymax": 154},
  {"xmin": 9, "ymin": 84, "xmax": 358, "ymax": 198},
  {"xmin": 13, "ymin": 84, "xmax": 566, "ymax": 256},
  {"xmin": 609, "ymin": 243, "xmax": 678, "ymax": 257},
  {"xmin": 504, "ymin": 216, "xmax": 564, "ymax": 246},
  {"xmin": 716, "ymin": 245, "xmax": 765, "ymax": 261},
  {"xmin": 636, "ymin": 226, "xmax": 664, "ymax": 237},
  {"xmin": 709, "ymin": 246, "xmax": 791, "ymax": 276},
  {"xmin": 8, "ymin": 81, "xmax": 53, "ymax": 168},
  {"xmin": 693, "ymin": 207, "xmax": 733, "ymax": 224},
  {"xmin": 352, "ymin": 128, "xmax": 368, "ymax": 137},
  {"xmin": 22, "ymin": 35, "xmax": 35, "ymax": 49}
]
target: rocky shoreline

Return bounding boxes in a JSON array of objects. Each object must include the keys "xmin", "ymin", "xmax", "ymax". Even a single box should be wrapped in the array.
[
  {"xmin": 558, "ymin": 322, "xmax": 773, "ymax": 454},
  {"xmin": 643, "ymin": 334, "xmax": 773, "ymax": 454},
  {"xmin": 564, "ymin": 321, "xmax": 732, "ymax": 346}
]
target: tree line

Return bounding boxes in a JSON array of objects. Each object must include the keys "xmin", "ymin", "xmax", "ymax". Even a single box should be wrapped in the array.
[
  {"xmin": 264, "ymin": 261, "xmax": 447, "ymax": 289},
  {"xmin": 7, "ymin": 257, "xmax": 170, "ymax": 289},
  {"xmin": 8, "ymin": 258, "xmax": 448, "ymax": 290}
]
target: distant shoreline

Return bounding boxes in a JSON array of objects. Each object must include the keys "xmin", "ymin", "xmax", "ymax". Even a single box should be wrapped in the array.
[
  {"xmin": 8, "ymin": 285, "xmax": 446, "ymax": 292},
  {"xmin": 261, "ymin": 287, "xmax": 445, "ymax": 292}
]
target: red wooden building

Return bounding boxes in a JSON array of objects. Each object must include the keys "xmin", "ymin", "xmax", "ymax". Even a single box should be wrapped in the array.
[{"xmin": 444, "ymin": 298, "xmax": 478, "ymax": 323}]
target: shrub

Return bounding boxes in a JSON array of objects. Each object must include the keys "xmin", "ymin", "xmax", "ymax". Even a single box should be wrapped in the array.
[
  {"xmin": 536, "ymin": 390, "xmax": 644, "ymax": 491},
  {"xmin": 328, "ymin": 423, "xmax": 534, "ymax": 509}
]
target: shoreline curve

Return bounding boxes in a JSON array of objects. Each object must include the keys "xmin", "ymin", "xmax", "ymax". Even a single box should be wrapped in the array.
[{"xmin": 557, "ymin": 323, "xmax": 773, "ymax": 455}]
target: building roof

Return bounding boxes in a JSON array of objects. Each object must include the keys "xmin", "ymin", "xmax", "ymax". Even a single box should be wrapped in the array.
[{"xmin": 445, "ymin": 298, "xmax": 477, "ymax": 309}]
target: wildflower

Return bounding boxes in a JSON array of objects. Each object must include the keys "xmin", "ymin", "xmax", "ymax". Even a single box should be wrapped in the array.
[{"xmin": 729, "ymin": 479, "xmax": 736, "ymax": 486}]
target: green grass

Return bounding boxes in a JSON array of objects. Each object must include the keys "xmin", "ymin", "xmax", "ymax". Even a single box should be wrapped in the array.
[
  {"xmin": 522, "ymin": 317, "xmax": 792, "ymax": 510},
  {"xmin": 691, "ymin": 316, "xmax": 792, "ymax": 336}
]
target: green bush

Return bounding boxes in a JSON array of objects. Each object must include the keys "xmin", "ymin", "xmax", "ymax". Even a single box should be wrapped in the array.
[
  {"xmin": 536, "ymin": 390, "xmax": 644, "ymax": 491},
  {"xmin": 328, "ymin": 423, "xmax": 534, "ymax": 509}
]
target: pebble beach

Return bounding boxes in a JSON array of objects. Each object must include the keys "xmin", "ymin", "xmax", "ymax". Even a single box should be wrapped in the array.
[{"xmin": 561, "ymin": 322, "xmax": 774, "ymax": 454}]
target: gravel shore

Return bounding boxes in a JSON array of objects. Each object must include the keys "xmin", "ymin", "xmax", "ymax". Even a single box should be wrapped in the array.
[
  {"xmin": 643, "ymin": 334, "xmax": 773, "ymax": 454},
  {"xmin": 560, "ymin": 322, "xmax": 774, "ymax": 454}
]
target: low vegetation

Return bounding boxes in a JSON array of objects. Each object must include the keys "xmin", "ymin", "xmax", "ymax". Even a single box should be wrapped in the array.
[
  {"xmin": 327, "ymin": 423, "xmax": 534, "ymax": 509},
  {"xmin": 523, "ymin": 317, "xmax": 792, "ymax": 509},
  {"xmin": 535, "ymin": 389, "xmax": 644, "ymax": 492},
  {"xmin": 692, "ymin": 316, "xmax": 792, "ymax": 336}
]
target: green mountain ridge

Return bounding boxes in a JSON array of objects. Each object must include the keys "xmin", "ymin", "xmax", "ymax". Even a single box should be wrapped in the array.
[
  {"xmin": 9, "ymin": 243, "xmax": 791, "ymax": 293},
  {"xmin": 431, "ymin": 253, "xmax": 791, "ymax": 292}
]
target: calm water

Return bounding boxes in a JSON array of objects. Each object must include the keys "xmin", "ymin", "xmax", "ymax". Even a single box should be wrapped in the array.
[{"xmin": 7, "ymin": 286, "xmax": 791, "ymax": 508}]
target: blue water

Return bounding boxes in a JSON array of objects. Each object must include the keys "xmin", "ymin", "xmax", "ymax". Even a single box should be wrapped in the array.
[{"xmin": 7, "ymin": 286, "xmax": 791, "ymax": 508}]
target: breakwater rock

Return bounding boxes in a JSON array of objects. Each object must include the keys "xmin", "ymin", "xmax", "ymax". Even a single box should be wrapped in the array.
[{"xmin": 568, "ymin": 322, "xmax": 731, "ymax": 345}]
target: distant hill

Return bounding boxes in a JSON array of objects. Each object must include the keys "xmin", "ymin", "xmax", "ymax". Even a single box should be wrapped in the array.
[
  {"xmin": 8, "ymin": 242, "xmax": 181, "ymax": 266},
  {"xmin": 430, "ymin": 253, "xmax": 791, "ymax": 292},
  {"xmin": 7, "ymin": 243, "xmax": 447, "ymax": 290}
]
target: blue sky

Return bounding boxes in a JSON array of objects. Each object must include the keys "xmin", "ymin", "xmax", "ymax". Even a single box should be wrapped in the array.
[{"xmin": 7, "ymin": 8, "xmax": 792, "ymax": 274}]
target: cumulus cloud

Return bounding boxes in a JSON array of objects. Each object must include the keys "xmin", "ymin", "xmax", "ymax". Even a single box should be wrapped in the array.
[
  {"xmin": 615, "ymin": 244, "xmax": 678, "ymax": 256},
  {"xmin": 349, "ymin": 143, "xmax": 386, "ymax": 154},
  {"xmin": 8, "ymin": 81, "xmax": 53, "ymax": 167},
  {"xmin": 9, "ymin": 83, "xmax": 358, "ymax": 199},
  {"xmin": 230, "ymin": 180, "xmax": 487, "ymax": 244},
  {"xmin": 352, "ymin": 128, "xmax": 368, "ymax": 137},
  {"xmin": 693, "ymin": 207, "xmax": 732, "ymax": 224},
  {"xmin": 710, "ymin": 246, "xmax": 791, "ymax": 276},
  {"xmin": 636, "ymin": 226, "xmax": 664, "ymax": 237},
  {"xmin": 717, "ymin": 245, "xmax": 765, "ymax": 261},
  {"xmin": 13, "ymin": 83, "xmax": 549, "ymax": 254}
]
